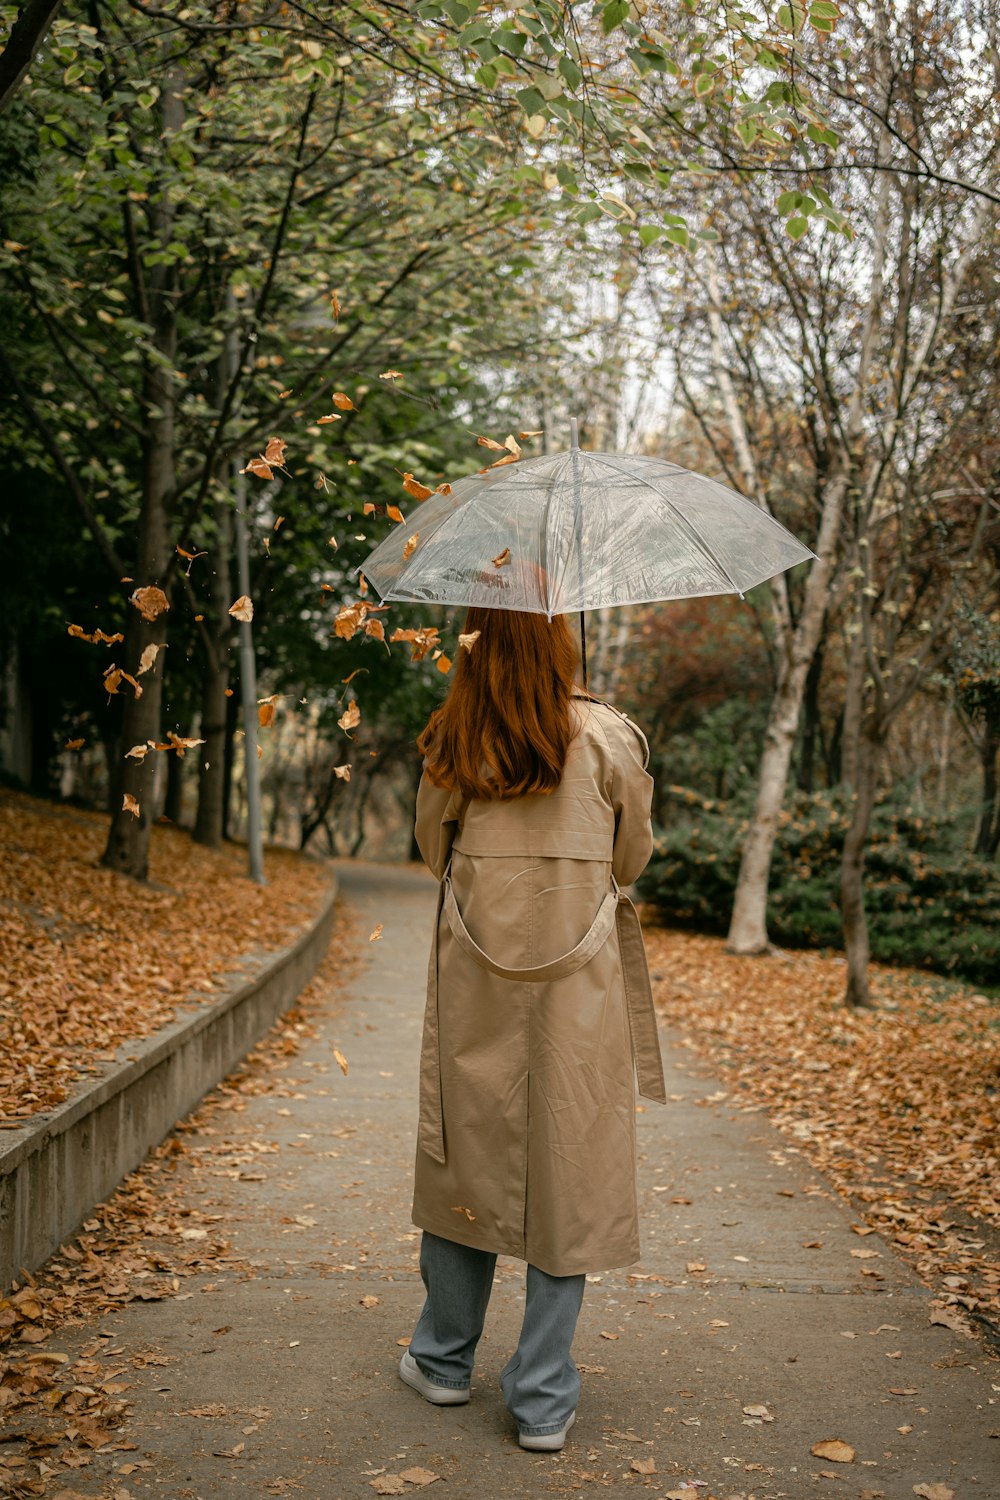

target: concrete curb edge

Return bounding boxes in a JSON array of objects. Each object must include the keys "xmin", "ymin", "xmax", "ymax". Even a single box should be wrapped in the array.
[{"xmin": 0, "ymin": 875, "xmax": 338, "ymax": 1289}]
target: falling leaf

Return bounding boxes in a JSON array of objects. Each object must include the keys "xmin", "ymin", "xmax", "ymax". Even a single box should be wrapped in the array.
[
  {"xmin": 258, "ymin": 701, "xmax": 276, "ymax": 728},
  {"xmin": 519, "ymin": 429, "xmax": 543, "ymax": 439},
  {"xmin": 64, "ymin": 737, "xmax": 85, "ymax": 751},
  {"xmin": 379, "ymin": 369, "xmax": 403, "ymax": 381},
  {"xmin": 436, "ymin": 654, "xmax": 452, "ymax": 675},
  {"xmin": 810, "ymin": 1438, "xmax": 855, "ymax": 1462},
  {"xmin": 402, "ymin": 533, "xmax": 420, "ymax": 560},
  {"xmin": 402, "ymin": 473, "xmax": 433, "ymax": 502},
  {"xmin": 477, "ymin": 434, "xmax": 507, "ymax": 451},
  {"xmin": 229, "ymin": 595, "xmax": 254, "ymax": 622},
  {"xmin": 274, "ymin": 516, "xmax": 285, "ymax": 530},
  {"xmin": 334, "ymin": 764, "xmax": 351, "ymax": 781},
  {"xmin": 332, "ymin": 392, "xmax": 354, "ymax": 410},
  {"xmin": 176, "ymin": 544, "xmax": 208, "ymax": 572},
  {"xmin": 130, "ymin": 585, "xmax": 169, "ymax": 621},
  {"xmin": 67, "ymin": 623, "xmax": 124, "ymax": 646},
  {"xmin": 104, "ymin": 664, "xmax": 142, "ymax": 700},
  {"xmin": 399, "ymin": 1467, "xmax": 441, "ymax": 1486},
  {"xmin": 480, "ymin": 451, "xmax": 520, "ymax": 472},
  {"xmin": 338, "ymin": 701, "xmax": 361, "ymax": 734},
  {"xmin": 492, "ymin": 547, "xmax": 511, "ymax": 568},
  {"xmin": 125, "ymin": 742, "xmax": 152, "ymax": 761},
  {"xmin": 137, "ymin": 642, "xmax": 165, "ymax": 675},
  {"xmin": 360, "ymin": 1294, "xmax": 380, "ymax": 1308},
  {"xmin": 166, "ymin": 732, "xmax": 205, "ymax": 757},
  {"xmin": 122, "ymin": 793, "xmax": 140, "ymax": 818},
  {"xmin": 504, "ymin": 434, "xmax": 522, "ymax": 456},
  {"xmin": 458, "ymin": 630, "xmax": 481, "ymax": 652},
  {"xmin": 333, "ymin": 1049, "xmax": 349, "ymax": 1075},
  {"xmin": 389, "ymin": 625, "xmax": 440, "ymax": 661},
  {"xmin": 331, "ymin": 292, "xmax": 341, "ymax": 320},
  {"xmin": 369, "ymin": 924, "xmax": 384, "ymax": 942},
  {"xmin": 386, "ymin": 505, "xmax": 405, "ymax": 523},
  {"xmin": 317, "ymin": 413, "xmax": 342, "ymax": 425}
]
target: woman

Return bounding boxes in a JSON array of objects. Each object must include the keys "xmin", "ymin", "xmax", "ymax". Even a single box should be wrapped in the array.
[{"xmin": 399, "ymin": 606, "xmax": 665, "ymax": 1451}]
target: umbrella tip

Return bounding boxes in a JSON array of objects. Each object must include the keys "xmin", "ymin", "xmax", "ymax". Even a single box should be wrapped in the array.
[{"xmin": 569, "ymin": 417, "xmax": 580, "ymax": 451}]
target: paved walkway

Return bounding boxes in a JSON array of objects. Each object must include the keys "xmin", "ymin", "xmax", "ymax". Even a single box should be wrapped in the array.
[{"xmin": 42, "ymin": 863, "xmax": 998, "ymax": 1498}]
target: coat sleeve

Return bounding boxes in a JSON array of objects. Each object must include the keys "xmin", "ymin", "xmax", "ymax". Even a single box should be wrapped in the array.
[
  {"xmin": 414, "ymin": 772, "xmax": 463, "ymax": 879},
  {"xmin": 608, "ymin": 716, "xmax": 655, "ymax": 888}
]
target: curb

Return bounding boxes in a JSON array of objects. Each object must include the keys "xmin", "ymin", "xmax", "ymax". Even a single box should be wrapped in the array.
[{"xmin": 0, "ymin": 876, "xmax": 338, "ymax": 1290}]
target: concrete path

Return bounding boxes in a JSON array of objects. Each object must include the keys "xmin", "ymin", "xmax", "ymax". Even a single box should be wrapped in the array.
[{"xmin": 38, "ymin": 863, "xmax": 998, "ymax": 1499}]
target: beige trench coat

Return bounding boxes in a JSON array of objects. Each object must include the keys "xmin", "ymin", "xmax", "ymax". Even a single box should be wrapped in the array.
[{"xmin": 411, "ymin": 696, "xmax": 665, "ymax": 1277}]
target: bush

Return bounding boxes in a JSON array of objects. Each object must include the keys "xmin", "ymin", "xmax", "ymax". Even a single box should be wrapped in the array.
[{"xmin": 638, "ymin": 787, "xmax": 1000, "ymax": 987}]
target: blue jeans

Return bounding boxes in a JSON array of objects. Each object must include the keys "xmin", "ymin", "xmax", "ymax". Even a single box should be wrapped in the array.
[{"xmin": 408, "ymin": 1231, "xmax": 586, "ymax": 1437}]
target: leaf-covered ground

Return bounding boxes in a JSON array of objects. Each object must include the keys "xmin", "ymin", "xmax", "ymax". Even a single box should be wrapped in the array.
[
  {"xmin": 0, "ymin": 789, "xmax": 332, "ymax": 1124},
  {"xmin": 645, "ymin": 924, "xmax": 1000, "ymax": 1338},
  {"xmin": 0, "ymin": 914, "xmax": 357, "ymax": 1496}
]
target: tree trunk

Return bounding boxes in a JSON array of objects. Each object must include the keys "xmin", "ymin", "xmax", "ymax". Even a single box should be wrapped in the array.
[
  {"xmin": 840, "ymin": 722, "xmax": 881, "ymax": 1008},
  {"xmin": 100, "ymin": 76, "xmax": 182, "ymax": 881},
  {"xmin": 222, "ymin": 686, "xmax": 238, "ymax": 840},
  {"xmin": 163, "ymin": 746, "xmax": 184, "ymax": 824},
  {"xmin": 726, "ymin": 475, "xmax": 847, "ymax": 953},
  {"xmin": 193, "ymin": 650, "xmax": 231, "ymax": 846},
  {"xmin": 973, "ymin": 707, "xmax": 1000, "ymax": 858},
  {"xmin": 840, "ymin": 631, "xmax": 866, "ymax": 790},
  {"xmin": 798, "ymin": 636, "xmax": 825, "ymax": 793}
]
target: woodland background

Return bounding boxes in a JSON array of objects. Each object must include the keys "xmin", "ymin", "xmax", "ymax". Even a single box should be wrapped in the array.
[{"xmin": 1, "ymin": 0, "xmax": 998, "ymax": 1009}]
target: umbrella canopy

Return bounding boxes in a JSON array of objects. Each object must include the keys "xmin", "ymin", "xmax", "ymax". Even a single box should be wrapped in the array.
[{"xmin": 361, "ymin": 427, "xmax": 815, "ymax": 618}]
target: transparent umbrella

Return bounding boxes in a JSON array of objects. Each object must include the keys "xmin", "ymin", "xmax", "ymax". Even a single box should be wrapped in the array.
[{"xmin": 362, "ymin": 421, "xmax": 815, "ymax": 664}]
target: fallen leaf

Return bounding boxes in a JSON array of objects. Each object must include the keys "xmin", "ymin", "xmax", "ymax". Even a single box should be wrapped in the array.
[
  {"xmin": 912, "ymin": 1486, "xmax": 955, "ymax": 1500},
  {"xmin": 492, "ymin": 546, "xmax": 511, "ymax": 567},
  {"xmin": 599, "ymin": 1330, "xmax": 619, "ymax": 1340},
  {"xmin": 399, "ymin": 1467, "xmax": 440, "ymax": 1486},
  {"xmin": 630, "ymin": 1457, "xmax": 656, "ymax": 1474},
  {"xmin": 451, "ymin": 1205, "xmax": 476, "ymax": 1222},
  {"xmin": 360, "ymin": 1295, "xmax": 380, "ymax": 1308},
  {"xmin": 338, "ymin": 701, "xmax": 361, "ymax": 734},
  {"xmin": 130, "ymin": 586, "xmax": 169, "ymax": 621},
  {"xmin": 403, "ymin": 533, "xmax": 420, "ymax": 560},
  {"xmin": 810, "ymin": 1438, "xmax": 855, "ymax": 1462},
  {"xmin": 743, "ymin": 1403, "xmax": 773, "ymax": 1420},
  {"xmin": 686, "ymin": 1261, "xmax": 707, "ymax": 1273},
  {"xmin": 367, "ymin": 1477, "xmax": 405, "ymax": 1497},
  {"xmin": 228, "ymin": 595, "xmax": 254, "ymax": 622}
]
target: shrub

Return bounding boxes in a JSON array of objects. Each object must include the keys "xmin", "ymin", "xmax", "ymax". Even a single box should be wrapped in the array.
[{"xmin": 638, "ymin": 786, "xmax": 1000, "ymax": 987}]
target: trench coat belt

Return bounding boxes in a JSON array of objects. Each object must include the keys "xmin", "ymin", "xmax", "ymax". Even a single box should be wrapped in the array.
[{"xmin": 417, "ymin": 876, "xmax": 667, "ymax": 1165}]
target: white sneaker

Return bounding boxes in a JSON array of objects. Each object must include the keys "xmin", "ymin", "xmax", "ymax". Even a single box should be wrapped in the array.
[
  {"xmin": 399, "ymin": 1350, "xmax": 470, "ymax": 1405},
  {"xmin": 519, "ymin": 1410, "xmax": 576, "ymax": 1451}
]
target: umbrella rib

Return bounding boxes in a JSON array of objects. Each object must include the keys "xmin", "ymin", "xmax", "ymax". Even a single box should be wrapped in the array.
[{"xmin": 583, "ymin": 450, "xmax": 750, "ymax": 598}]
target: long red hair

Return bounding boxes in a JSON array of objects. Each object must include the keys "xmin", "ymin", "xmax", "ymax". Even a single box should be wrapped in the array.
[{"xmin": 418, "ymin": 608, "xmax": 580, "ymax": 800}]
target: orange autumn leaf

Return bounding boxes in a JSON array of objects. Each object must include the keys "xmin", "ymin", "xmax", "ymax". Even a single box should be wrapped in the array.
[
  {"xmin": 403, "ymin": 533, "xmax": 419, "ymax": 561},
  {"xmin": 258, "ymin": 701, "xmax": 276, "ymax": 728},
  {"xmin": 331, "ymin": 392, "xmax": 354, "ymax": 410},
  {"xmin": 130, "ymin": 586, "xmax": 169, "ymax": 622},
  {"xmin": 103, "ymin": 664, "xmax": 142, "ymax": 700},
  {"xmin": 436, "ymin": 653, "xmax": 452, "ymax": 675},
  {"xmin": 331, "ymin": 291, "xmax": 342, "ymax": 320},
  {"xmin": 64, "ymin": 737, "xmax": 85, "ymax": 751},
  {"xmin": 481, "ymin": 451, "xmax": 520, "ymax": 472},
  {"xmin": 476, "ymin": 434, "xmax": 507, "ymax": 452},
  {"xmin": 386, "ymin": 505, "xmax": 405, "ymax": 524},
  {"xmin": 810, "ymin": 1439, "xmax": 855, "ymax": 1463},
  {"xmin": 137, "ymin": 642, "xmax": 165, "ymax": 675},
  {"xmin": 338, "ymin": 700, "xmax": 361, "ymax": 734},
  {"xmin": 317, "ymin": 413, "xmax": 342, "ymax": 425},
  {"xmin": 264, "ymin": 437, "xmax": 287, "ymax": 465},
  {"xmin": 228, "ymin": 595, "xmax": 254, "ymax": 622},
  {"xmin": 492, "ymin": 547, "xmax": 511, "ymax": 568},
  {"xmin": 379, "ymin": 368, "xmax": 403, "ymax": 381},
  {"xmin": 363, "ymin": 502, "xmax": 378, "ymax": 516},
  {"xmin": 402, "ymin": 473, "xmax": 433, "ymax": 502},
  {"xmin": 333, "ymin": 1047, "xmax": 349, "ymax": 1075},
  {"xmin": 369, "ymin": 923, "xmax": 384, "ymax": 942},
  {"xmin": 364, "ymin": 618, "xmax": 387, "ymax": 645},
  {"xmin": 436, "ymin": 482, "xmax": 452, "ymax": 495},
  {"xmin": 122, "ymin": 793, "xmax": 140, "ymax": 818},
  {"xmin": 518, "ymin": 429, "xmax": 543, "ymax": 439},
  {"xmin": 165, "ymin": 732, "xmax": 206, "ymax": 757},
  {"xmin": 67, "ymin": 624, "xmax": 124, "ymax": 646},
  {"xmin": 389, "ymin": 625, "xmax": 440, "ymax": 661}
]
